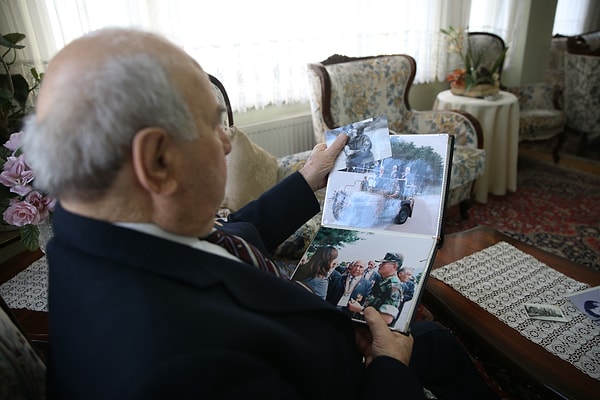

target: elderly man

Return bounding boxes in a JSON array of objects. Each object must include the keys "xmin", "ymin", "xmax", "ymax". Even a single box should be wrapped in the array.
[
  {"xmin": 326, "ymin": 259, "xmax": 371, "ymax": 316},
  {"xmin": 348, "ymin": 252, "xmax": 404, "ymax": 325},
  {"xmin": 23, "ymin": 27, "xmax": 498, "ymax": 400}
]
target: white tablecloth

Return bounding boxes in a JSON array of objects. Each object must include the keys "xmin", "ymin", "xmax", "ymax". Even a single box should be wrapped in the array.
[{"xmin": 434, "ymin": 90, "xmax": 519, "ymax": 203}]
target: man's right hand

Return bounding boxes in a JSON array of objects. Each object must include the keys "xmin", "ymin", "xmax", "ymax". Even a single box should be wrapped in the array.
[{"xmin": 355, "ymin": 307, "xmax": 413, "ymax": 367}]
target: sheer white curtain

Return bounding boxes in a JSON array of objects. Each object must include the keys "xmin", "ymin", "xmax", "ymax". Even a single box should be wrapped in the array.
[
  {"xmin": 553, "ymin": 0, "xmax": 600, "ymax": 35},
  {"xmin": 1, "ymin": 0, "xmax": 474, "ymax": 112}
]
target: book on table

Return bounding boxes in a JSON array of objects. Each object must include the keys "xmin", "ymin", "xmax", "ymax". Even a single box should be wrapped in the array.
[{"xmin": 291, "ymin": 115, "xmax": 454, "ymax": 333}]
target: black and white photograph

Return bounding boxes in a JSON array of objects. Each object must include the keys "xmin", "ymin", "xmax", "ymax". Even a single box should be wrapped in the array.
[
  {"xmin": 325, "ymin": 114, "xmax": 392, "ymax": 172},
  {"xmin": 523, "ymin": 303, "xmax": 568, "ymax": 322}
]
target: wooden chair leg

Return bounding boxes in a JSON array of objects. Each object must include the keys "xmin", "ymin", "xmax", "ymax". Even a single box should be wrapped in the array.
[
  {"xmin": 459, "ymin": 200, "xmax": 471, "ymax": 220},
  {"xmin": 576, "ymin": 131, "xmax": 588, "ymax": 156},
  {"xmin": 552, "ymin": 130, "xmax": 567, "ymax": 163}
]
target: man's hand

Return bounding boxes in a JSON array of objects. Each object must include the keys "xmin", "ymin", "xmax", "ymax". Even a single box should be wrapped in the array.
[
  {"xmin": 299, "ymin": 134, "xmax": 348, "ymax": 191},
  {"xmin": 354, "ymin": 307, "xmax": 413, "ymax": 367}
]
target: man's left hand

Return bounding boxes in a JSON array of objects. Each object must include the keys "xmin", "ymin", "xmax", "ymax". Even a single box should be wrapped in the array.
[{"xmin": 299, "ymin": 133, "xmax": 348, "ymax": 191}]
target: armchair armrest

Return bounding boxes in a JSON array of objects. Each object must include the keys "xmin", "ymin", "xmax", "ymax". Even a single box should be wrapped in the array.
[
  {"xmin": 508, "ymin": 83, "xmax": 562, "ymax": 111},
  {"xmin": 404, "ymin": 109, "xmax": 483, "ymax": 149}
]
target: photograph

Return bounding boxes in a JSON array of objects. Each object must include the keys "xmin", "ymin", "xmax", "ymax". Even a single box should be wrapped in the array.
[
  {"xmin": 291, "ymin": 227, "xmax": 437, "ymax": 333},
  {"xmin": 523, "ymin": 303, "xmax": 568, "ymax": 322},
  {"xmin": 566, "ymin": 286, "xmax": 600, "ymax": 322},
  {"xmin": 322, "ymin": 133, "xmax": 452, "ymax": 236},
  {"xmin": 325, "ymin": 114, "xmax": 392, "ymax": 173}
]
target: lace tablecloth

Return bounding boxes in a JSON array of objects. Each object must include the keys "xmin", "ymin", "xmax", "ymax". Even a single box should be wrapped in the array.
[{"xmin": 430, "ymin": 241, "xmax": 600, "ymax": 381}]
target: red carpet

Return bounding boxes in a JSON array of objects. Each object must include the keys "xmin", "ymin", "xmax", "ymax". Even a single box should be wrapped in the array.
[{"xmin": 443, "ymin": 155, "xmax": 600, "ymax": 271}]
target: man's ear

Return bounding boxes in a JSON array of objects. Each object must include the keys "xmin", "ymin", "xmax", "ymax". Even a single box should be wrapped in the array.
[{"xmin": 131, "ymin": 128, "xmax": 178, "ymax": 195}]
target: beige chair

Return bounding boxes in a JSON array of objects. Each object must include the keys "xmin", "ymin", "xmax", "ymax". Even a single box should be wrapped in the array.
[
  {"xmin": 507, "ymin": 82, "xmax": 567, "ymax": 163},
  {"xmin": 307, "ymin": 54, "xmax": 485, "ymax": 219}
]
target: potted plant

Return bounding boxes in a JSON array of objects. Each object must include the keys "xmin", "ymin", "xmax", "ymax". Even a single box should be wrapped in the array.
[
  {"xmin": 441, "ymin": 26, "xmax": 508, "ymax": 98},
  {"xmin": 1, "ymin": 32, "xmax": 43, "ymax": 142},
  {"xmin": 0, "ymin": 32, "xmax": 52, "ymax": 250}
]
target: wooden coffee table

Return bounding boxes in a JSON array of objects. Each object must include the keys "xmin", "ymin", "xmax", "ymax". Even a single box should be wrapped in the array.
[{"xmin": 424, "ymin": 226, "xmax": 600, "ymax": 400}]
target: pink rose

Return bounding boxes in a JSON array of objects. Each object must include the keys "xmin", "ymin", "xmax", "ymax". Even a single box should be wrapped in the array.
[
  {"xmin": 0, "ymin": 154, "xmax": 34, "ymax": 196},
  {"xmin": 25, "ymin": 191, "xmax": 55, "ymax": 223},
  {"xmin": 3, "ymin": 200, "xmax": 42, "ymax": 227},
  {"xmin": 3, "ymin": 131, "xmax": 22, "ymax": 152}
]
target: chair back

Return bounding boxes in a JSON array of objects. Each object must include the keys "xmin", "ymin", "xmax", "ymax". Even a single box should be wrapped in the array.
[
  {"xmin": 209, "ymin": 74, "xmax": 234, "ymax": 127},
  {"xmin": 468, "ymin": 32, "xmax": 507, "ymax": 80},
  {"xmin": 564, "ymin": 37, "xmax": 600, "ymax": 141},
  {"xmin": 0, "ymin": 295, "xmax": 46, "ymax": 399},
  {"xmin": 307, "ymin": 54, "xmax": 416, "ymax": 142}
]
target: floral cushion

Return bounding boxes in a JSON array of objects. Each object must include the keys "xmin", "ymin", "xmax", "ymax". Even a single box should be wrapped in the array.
[
  {"xmin": 450, "ymin": 146, "xmax": 486, "ymax": 191},
  {"xmin": 0, "ymin": 307, "xmax": 46, "ymax": 399},
  {"xmin": 506, "ymin": 83, "xmax": 567, "ymax": 142},
  {"xmin": 518, "ymin": 110, "xmax": 566, "ymax": 141}
]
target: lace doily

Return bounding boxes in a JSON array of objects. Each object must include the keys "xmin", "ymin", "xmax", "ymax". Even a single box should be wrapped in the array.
[
  {"xmin": 430, "ymin": 241, "xmax": 600, "ymax": 381},
  {"xmin": 0, "ymin": 257, "xmax": 48, "ymax": 312}
]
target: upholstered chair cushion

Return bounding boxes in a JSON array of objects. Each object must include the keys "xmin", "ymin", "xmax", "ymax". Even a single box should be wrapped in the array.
[
  {"xmin": 0, "ymin": 306, "xmax": 46, "ymax": 399},
  {"xmin": 507, "ymin": 83, "xmax": 567, "ymax": 142},
  {"xmin": 221, "ymin": 126, "xmax": 279, "ymax": 212},
  {"xmin": 518, "ymin": 110, "xmax": 566, "ymax": 141}
]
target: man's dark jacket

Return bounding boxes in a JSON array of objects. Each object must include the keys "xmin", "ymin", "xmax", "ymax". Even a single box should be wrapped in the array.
[{"xmin": 47, "ymin": 172, "xmax": 422, "ymax": 399}]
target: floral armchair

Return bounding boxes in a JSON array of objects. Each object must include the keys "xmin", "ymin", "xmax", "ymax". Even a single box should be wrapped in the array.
[
  {"xmin": 506, "ymin": 82, "xmax": 567, "ymax": 163},
  {"xmin": 307, "ymin": 54, "xmax": 485, "ymax": 219}
]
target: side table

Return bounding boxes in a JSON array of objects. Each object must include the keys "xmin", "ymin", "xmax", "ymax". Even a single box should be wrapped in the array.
[
  {"xmin": 434, "ymin": 90, "xmax": 519, "ymax": 203},
  {"xmin": 424, "ymin": 226, "xmax": 600, "ymax": 400}
]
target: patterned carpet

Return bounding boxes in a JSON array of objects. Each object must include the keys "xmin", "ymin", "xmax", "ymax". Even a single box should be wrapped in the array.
[{"xmin": 444, "ymin": 155, "xmax": 600, "ymax": 272}]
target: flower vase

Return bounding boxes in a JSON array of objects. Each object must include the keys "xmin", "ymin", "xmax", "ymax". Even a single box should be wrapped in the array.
[
  {"xmin": 451, "ymin": 81, "xmax": 500, "ymax": 98},
  {"xmin": 37, "ymin": 220, "xmax": 54, "ymax": 254}
]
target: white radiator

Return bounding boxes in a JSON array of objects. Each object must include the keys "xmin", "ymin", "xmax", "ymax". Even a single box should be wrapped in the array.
[{"xmin": 240, "ymin": 114, "xmax": 316, "ymax": 158}]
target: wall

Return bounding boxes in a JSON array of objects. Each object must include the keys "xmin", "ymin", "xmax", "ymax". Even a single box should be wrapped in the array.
[{"xmin": 503, "ymin": 0, "xmax": 558, "ymax": 86}]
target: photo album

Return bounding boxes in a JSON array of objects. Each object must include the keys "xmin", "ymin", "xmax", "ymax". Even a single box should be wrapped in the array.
[{"xmin": 291, "ymin": 115, "xmax": 454, "ymax": 333}]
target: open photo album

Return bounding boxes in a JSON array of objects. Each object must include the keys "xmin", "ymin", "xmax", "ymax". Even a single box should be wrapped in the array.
[{"xmin": 291, "ymin": 115, "xmax": 454, "ymax": 333}]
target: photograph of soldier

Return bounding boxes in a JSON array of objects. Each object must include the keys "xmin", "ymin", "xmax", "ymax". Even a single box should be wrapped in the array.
[
  {"xmin": 348, "ymin": 252, "xmax": 404, "ymax": 326},
  {"xmin": 343, "ymin": 126, "xmax": 374, "ymax": 171}
]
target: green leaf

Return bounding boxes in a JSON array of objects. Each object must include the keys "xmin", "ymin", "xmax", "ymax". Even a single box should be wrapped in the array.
[
  {"xmin": 11, "ymin": 74, "xmax": 29, "ymax": 105},
  {"xmin": 0, "ymin": 33, "xmax": 26, "ymax": 49},
  {"xmin": 490, "ymin": 47, "xmax": 509, "ymax": 75},
  {"xmin": 20, "ymin": 224, "xmax": 40, "ymax": 250}
]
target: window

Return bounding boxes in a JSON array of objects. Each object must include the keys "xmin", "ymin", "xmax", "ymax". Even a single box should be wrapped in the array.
[{"xmin": 2, "ymin": 0, "xmax": 595, "ymax": 113}]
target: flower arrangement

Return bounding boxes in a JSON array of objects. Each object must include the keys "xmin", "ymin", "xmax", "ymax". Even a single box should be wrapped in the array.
[
  {"xmin": 441, "ymin": 26, "xmax": 508, "ymax": 94},
  {"xmin": 0, "ymin": 131, "xmax": 55, "ymax": 250}
]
